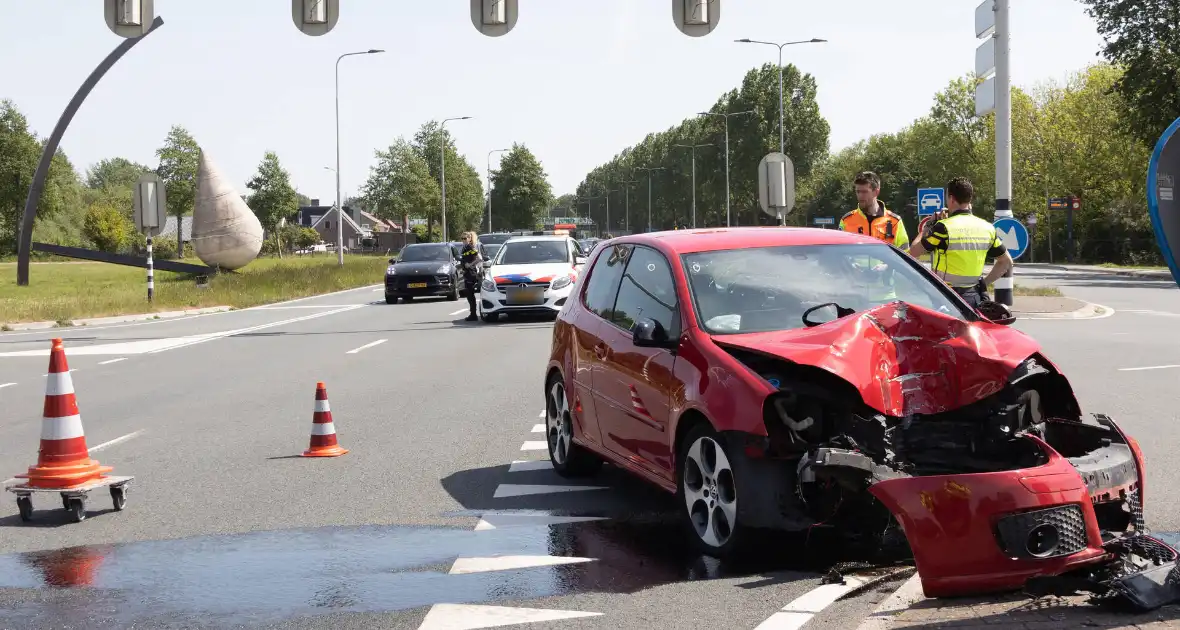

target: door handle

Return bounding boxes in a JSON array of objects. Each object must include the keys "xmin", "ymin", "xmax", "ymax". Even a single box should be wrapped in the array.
[{"xmin": 594, "ymin": 343, "xmax": 608, "ymax": 359}]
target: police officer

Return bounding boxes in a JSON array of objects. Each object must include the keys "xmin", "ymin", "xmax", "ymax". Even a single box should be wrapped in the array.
[
  {"xmin": 838, "ymin": 171, "xmax": 909, "ymax": 249},
  {"xmin": 459, "ymin": 231, "xmax": 483, "ymax": 322},
  {"xmin": 907, "ymin": 177, "xmax": 1013, "ymax": 308}
]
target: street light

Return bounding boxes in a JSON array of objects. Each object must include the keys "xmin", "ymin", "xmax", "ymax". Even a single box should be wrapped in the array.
[
  {"xmin": 734, "ymin": 38, "xmax": 826, "ymax": 154},
  {"xmin": 486, "ymin": 148, "xmax": 510, "ymax": 233},
  {"xmin": 334, "ymin": 48, "xmax": 384, "ymax": 265},
  {"xmin": 699, "ymin": 109, "xmax": 756, "ymax": 227},
  {"xmin": 619, "ymin": 179, "xmax": 638, "ymax": 233},
  {"xmin": 635, "ymin": 166, "xmax": 665, "ymax": 232},
  {"xmin": 672, "ymin": 143, "xmax": 716, "ymax": 228},
  {"xmin": 440, "ymin": 116, "xmax": 473, "ymax": 243}
]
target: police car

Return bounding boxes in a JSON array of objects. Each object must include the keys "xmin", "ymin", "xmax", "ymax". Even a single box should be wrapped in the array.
[{"xmin": 478, "ymin": 235, "xmax": 588, "ymax": 322}]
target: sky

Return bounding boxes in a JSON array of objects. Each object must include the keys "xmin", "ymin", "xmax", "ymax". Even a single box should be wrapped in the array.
[{"xmin": 2, "ymin": 1, "xmax": 1107, "ymax": 204}]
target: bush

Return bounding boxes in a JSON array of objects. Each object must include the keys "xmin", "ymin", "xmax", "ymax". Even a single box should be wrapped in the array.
[{"xmin": 82, "ymin": 202, "xmax": 133, "ymax": 252}]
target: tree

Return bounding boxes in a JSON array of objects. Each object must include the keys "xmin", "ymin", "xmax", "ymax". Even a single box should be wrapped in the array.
[
  {"xmin": 85, "ymin": 157, "xmax": 151, "ymax": 191},
  {"xmin": 246, "ymin": 151, "xmax": 300, "ymax": 256},
  {"xmin": 412, "ymin": 121, "xmax": 484, "ymax": 239},
  {"xmin": 489, "ymin": 143, "xmax": 553, "ymax": 231},
  {"xmin": 295, "ymin": 227, "xmax": 319, "ymax": 250},
  {"xmin": 0, "ymin": 99, "xmax": 80, "ymax": 253},
  {"xmin": 361, "ymin": 138, "xmax": 440, "ymax": 228},
  {"xmin": 82, "ymin": 201, "xmax": 133, "ymax": 252},
  {"xmin": 154, "ymin": 125, "xmax": 201, "ymax": 257},
  {"xmin": 1080, "ymin": 0, "xmax": 1180, "ymax": 145}
]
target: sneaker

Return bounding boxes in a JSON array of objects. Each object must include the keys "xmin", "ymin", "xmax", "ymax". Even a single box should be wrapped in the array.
[{"xmin": 465, "ymin": 314, "xmax": 478, "ymax": 322}]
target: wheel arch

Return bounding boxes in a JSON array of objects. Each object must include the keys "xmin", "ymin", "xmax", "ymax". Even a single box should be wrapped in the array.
[{"xmin": 672, "ymin": 408, "xmax": 714, "ymax": 472}]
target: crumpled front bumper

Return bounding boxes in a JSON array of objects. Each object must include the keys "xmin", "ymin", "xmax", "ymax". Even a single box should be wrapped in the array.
[{"xmin": 868, "ymin": 421, "xmax": 1150, "ymax": 598}]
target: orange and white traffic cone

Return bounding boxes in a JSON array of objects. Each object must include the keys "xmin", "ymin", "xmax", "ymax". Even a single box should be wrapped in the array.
[
  {"xmin": 302, "ymin": 381, "xmax": 348, "ymax": 457},
  {"xmin": 15, "ymin": 338, "xmax": 112, "ymax": 489}
]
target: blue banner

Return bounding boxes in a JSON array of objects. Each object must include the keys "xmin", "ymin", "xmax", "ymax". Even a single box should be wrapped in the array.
[{"xmin": 1148, "ymin": 117, "xmax": 1180, "ymax": 288}]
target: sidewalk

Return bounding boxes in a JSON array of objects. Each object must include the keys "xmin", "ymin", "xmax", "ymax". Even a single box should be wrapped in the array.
[{"xmin": 1010, "ymin": 295, "xmax": 1108, "ymax": 319}]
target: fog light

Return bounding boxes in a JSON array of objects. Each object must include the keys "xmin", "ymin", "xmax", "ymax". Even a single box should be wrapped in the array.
[{"xmin": 1026, "ymin": 523, "xmax": 1060, "ymax": 557}]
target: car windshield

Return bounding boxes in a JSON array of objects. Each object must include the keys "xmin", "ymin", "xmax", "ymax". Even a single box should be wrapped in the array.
[
  {"xmin": 479, "ymin": 234, "xmax": 513, "ymax": 246},
  {"xmin": 682, "ymin": 243, "xmax": 971, "ymax": 335},
  {"xmin": 497, "ymin": 240, "xmax": 568, "ymax": 264},
  {"xmin": 484, "ymin": 243, "xmax": 502, "ymax": 259},
  {"xmin": 399, "ymin": 245, "xmax": 452, "ymax": 262}
]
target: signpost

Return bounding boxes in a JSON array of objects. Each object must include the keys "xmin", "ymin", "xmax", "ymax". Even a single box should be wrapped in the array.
[
  {"xmin": 758, "ymin": 152, "xmax": 795, "ymax": 224},
  {"xmin": 1047, "ymin": 196, "xmax": 1079, "ymax": 262},
  {"xmin": 813, "ymin": 217, "xmax": 834, "ymax": 228},
  {"xmin": 993, "ymin": 216, "xmax": 1029, "ymax": 260},
  {"xmin": 1148, "ymin": 116, "xmax": 1180, "ymax": 289},
  {"xmin": 917, "ymin": 187, "xmax": 945, "ymax": 216},
  {"xmin": 133, "ymin": 173, "xmax": 167, "ymax": 302},
  {"xmin": 470, "ymin": 0, "xmax": 518, "ymax": 37},
  {"xmin": 673, "ymin": 0, "xmax": 721, "ymax": 37},
  {"xmin": 292, "ymin": 0, "xmax": 339, "ymax": 36}
]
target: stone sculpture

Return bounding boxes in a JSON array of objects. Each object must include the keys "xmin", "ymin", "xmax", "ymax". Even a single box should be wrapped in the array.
[{"xmin": 192, "ymin": 149, "xmax": 263, "ymax": 270}]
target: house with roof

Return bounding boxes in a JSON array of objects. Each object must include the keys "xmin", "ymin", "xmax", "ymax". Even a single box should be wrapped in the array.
[{"xmin": 294, "ymin": 200, "xmax": 417, "ymax": 251}]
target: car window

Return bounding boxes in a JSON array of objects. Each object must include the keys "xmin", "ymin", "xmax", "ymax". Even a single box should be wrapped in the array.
[
  {"xmin": 610, "ymin": 245, "xmax": 678, "ymax": 335},
  {"xmin": 682, "ymin": 243, "xmax": 972, "ymax": 335},
  {"xmin": 479, "ymin": 234, "xmax": 512, "ymax": 246},
  {"xmin": 499, "ymin": 240, "xmax": 570, "ymax": 264},
  {"xmin": 582, "ymin": 244, "xmax": 631, "ymax": 320},
  {"xmin": 399, "ymin": 245, "xmax": 451, "ymax": 262}
]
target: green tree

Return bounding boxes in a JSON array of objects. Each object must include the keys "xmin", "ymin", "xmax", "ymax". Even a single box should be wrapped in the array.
[
  {"xmin": 490, "ymin": 143, "xmax": 553, "ymax": 231},
  {"xmin": 85, "ymin": 157, "xmax": 151, "ymax": 191},
  {"xmin": 412, "ymin": 121, "xmax": 484, "ymax": 239},
  {"xmin": 0, "ymin": 99, "xmax": 80, "ymax": 253},
  {"xmin": 82, "ymin": 201, "xmax": 133, "ymax": 252},
  {"xmin": 154, "ymin": 125, "xmax": 200, "ymax": 258},
  {"xmin": 245, "ymin": 151, "xmax": 300, "ymax": 257},
  {"xmin": 295, "ymin": 227, "xmax": 319, "ymax": 250},
  {"xmin": 361, "ymin": 138, "xmax": 440, "ymax": 228},
  {"xmin": 1080, "ymin": 0, "xmax": 1180, "ymax": 145}
]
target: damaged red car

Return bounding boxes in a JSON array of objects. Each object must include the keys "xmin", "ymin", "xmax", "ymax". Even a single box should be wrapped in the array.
[{"xmin": 544, "ymin": 227, "xmax": 1173, "ymax": 603}]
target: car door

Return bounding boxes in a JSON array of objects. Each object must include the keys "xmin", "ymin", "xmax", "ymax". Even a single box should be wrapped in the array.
[
  {"xmin": 571, "ymin": 242, "xmax": 631, "ymax": 449},
  {"xmin": 590, "ymin": 245, "xmax": 681, "ymax": 480}
]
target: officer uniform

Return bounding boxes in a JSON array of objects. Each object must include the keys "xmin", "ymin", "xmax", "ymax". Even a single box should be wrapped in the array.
[
  {"xmin": 921, "ymin": 209, "xmax": 1006, "ymax": 308},
  {"xmin": 838, "ymin": 201, "xmax": 909, "ymax": 249},
  {"xmin": 460, "ymin": 242, "xmax": 483, "ymax": 321}
]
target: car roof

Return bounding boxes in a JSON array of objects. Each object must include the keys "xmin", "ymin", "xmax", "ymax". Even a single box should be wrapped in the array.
[
  {"xmin": 406, "ymin": 242, "xmax": 448, "ymax": 248},
  {"xmin": 502, "ymin": 235, "xmax": 571, "ymax": 243},
  {"xmin": 610, "ymin": 227, "xmax": 883, "ymax": 254}
]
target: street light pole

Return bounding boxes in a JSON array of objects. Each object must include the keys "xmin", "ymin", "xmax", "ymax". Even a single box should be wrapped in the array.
[
  {"xmin": 734, "ymin": 38, "xmax": 826, "ymax": 154},
  {"xmin": 619, "ymin": 180, "xmax": 638, "ymax": 233},
  {"xmin": 673, "ymin": 143, "xmax": 714, "ymax": 228},
  {"xmin": 486, "ymin": 148, "xmax": 509, "ymax": 233},
  {"xmin": 439, "ymin": 116, "xmax": 473, "ymax": 243},
  {"xmin": 334, "ymin": 48, "xmax": 384, "ymax": 265},
  {"xmin": 699, "ymin": 109, "xmax": 755, "ymax": 227},
  {"xmin": 636, "ymin": 166, "xmax": 665, "ymax": 232}
]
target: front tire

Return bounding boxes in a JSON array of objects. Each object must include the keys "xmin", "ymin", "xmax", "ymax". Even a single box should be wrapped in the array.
[
  {"xmin": 676, "ymin": 423, "xmax": 749, "ymax": 558},
  {"xmin": 546, "ymin": 375, "xmax": 602, "ymax": 477},
  {"xmin": 385, "ymin": 295, "xmax": 398, "ymax": 304},
  {"xmin": 481, "ymin": 312, "xmax": 499, "ymax": 323},
  {"xmin": 448, "ymin": 281, "xmax": 460, "ymax": 301}
]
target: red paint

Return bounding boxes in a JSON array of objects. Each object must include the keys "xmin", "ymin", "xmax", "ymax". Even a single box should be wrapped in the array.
[{"xmin": 868, "ymin": 436, "xmax": 1109, "ymax": 597}]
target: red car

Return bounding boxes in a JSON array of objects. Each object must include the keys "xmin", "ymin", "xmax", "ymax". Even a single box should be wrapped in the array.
[{"xmin": 543, "ymin": 227, "xmax": 1163, "ymax": 599}]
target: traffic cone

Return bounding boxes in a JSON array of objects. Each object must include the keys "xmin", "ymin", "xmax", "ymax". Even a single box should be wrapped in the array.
[
  {"xmin": 15, "ymin": 338, "xmax": 112, "ymax": 489},
  {"xmin": 302, "ymin": 381, "xmax": 348, "ymax": 457}
]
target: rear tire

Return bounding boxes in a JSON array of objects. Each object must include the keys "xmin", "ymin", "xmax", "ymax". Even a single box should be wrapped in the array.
[
  {"xmin": 385, "ymin": 296, "xmax": 398, "ymax": 304},
  {"xmin": 546, "ymin": 374, "xmax": 602, "ymax": 478},
  {"xmin": 676, "ymin": 423, "xmax": 750, "ymax": 559}
]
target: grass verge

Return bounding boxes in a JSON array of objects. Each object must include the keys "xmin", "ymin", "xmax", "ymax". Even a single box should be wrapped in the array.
[
  {"xmin": 1013, "ymin": 284, "xmax": 1063, "ymax": 297},
  {"xmin": 0, "ymin": 255, "xmax": 386, "ymax": 324}
]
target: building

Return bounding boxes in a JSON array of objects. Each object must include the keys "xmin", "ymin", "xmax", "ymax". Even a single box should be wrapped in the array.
[{"xmin": 294, "ymin": 200, "xmax": 417, "ymax": 251}]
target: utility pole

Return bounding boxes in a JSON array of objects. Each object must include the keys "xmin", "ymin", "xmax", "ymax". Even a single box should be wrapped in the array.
[
  {"xmin": 620, "ymin": 180, "xmax": 638, "ymax": 234},
  {"xmin": 636, "ymin": 167, "xmax": 665, "ymax": 232},
  {"xmin": 699, "ymin": 109, "xmax": 755, "ymax": 226},
  {"xmin": 334, "ymin": 49, "xmax": 384, "ymax": 265},
  {"xmin": 673, "ymin": 143, "xmax": 714, "ymax": 228},
  {"xmin": 974, "ymin": 0, "xmax": 1012, "ymax": 305},
  {"xmin": 439, "ymin": 116, "xmax": 472, "ymax": 243},
  {"xmin": 486, "ymin": 148, "xmax": 509, "ymax": 233}
]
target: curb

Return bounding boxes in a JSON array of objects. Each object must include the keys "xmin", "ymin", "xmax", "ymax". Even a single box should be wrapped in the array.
[
  {"xmin": 1020, "ymin": 264, "xmax": 1173, "ymax": 280},
  {"xmin": 2, "ymin": 306, "xmax": 233, "ymax": 331},
  {"xmin": 1014, "ymin": 300, "xmax": 1114, "ymax": 320},
  {"xmin": 854, "ymin": 572, "xmax": 926, "ymax": 630}
]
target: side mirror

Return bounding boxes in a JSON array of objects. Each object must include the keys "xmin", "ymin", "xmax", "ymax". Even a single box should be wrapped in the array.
[
  {"xmin": 977, "ymin": 300, "xmax": 1016, "ymax": 325},
  {"xmin": 574, "ymin": 256, "xmax": 587, "ymax": 265},
  {"xmin": 482, "ymin": 260, "xmax": 493, "ymax": 268},
  {"xmin": 388, "ymin": 258, "xmax": 396, "ymax": 264},
  {"xmin": 633, "ymin": 317, "xmax": 677, "ymax": 349}
]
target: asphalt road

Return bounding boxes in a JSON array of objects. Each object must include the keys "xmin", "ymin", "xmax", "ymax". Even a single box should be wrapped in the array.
[{"xmin": 0, "ymin": 267, "xmax": 1175, "ymax": 629}]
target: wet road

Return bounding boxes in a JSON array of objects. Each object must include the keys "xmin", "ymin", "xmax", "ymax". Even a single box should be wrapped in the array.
[{"xmin": 0, "ymin": 268, "xmax": 1176, "ymax": 629}]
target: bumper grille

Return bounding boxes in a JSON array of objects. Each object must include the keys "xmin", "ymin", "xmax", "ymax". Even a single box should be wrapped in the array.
[
  {"xmin": 994, "ymin": 504, "xmax": 1088, "ymax": 559},
  {"xmin": 497, "ymin": 281, "xmax": 550, "ymax": 293}
]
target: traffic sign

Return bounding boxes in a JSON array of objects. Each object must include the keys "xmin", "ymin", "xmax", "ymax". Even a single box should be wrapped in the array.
[
  {"xmin": 757, "ymin": 152, "xmax": 795, "ymax": 219},
  {"xmin": 133, "ymin": 172, "xmax": 167, "ymax": 238},
  {"xmin": 292, "ymin": 0, "xmax": 339, "ymax": 36},
  {"xmin": 917, "ymin": 188, "xmax": 945, "ymax": 216},
  {"xmin": 993, "ymin": 217, "xmax": 1029, "ymax": 260},
  {"xmin": 813, "ymin": 217, "xmax": 834, "ymax": 226},
  {"xmin": 471, "ymin": 0, "xmax": 518, "ymax": 37}
]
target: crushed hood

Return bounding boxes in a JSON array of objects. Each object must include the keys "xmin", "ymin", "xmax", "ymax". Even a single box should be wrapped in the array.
[{"xmin": 713, "ymin": 302, "xmax": 1041, "ymax": 416}]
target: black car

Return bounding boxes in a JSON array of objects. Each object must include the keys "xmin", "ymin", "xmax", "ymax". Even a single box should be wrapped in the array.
[{"xmin": 384, "ymin": 243, "xmax": 462, "ymax": 304}]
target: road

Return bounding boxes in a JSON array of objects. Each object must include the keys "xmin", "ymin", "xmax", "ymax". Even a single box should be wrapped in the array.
[{"xmin": 0, "ymin": 267, "xmax": 1176, "ymax": 629}]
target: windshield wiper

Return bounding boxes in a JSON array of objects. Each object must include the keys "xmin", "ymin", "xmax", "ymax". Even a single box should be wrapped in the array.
[{"xmin": 802, "ymin": 302, "xmax": 857, "ymax": 328}]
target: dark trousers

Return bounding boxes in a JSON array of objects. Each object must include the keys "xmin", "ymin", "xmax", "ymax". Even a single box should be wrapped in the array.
[
  {"xmin": 953, "ymin": 284, "xmax": 987, "ymax": 309},
  {"xmin": 464, "ymin": 279, "xmax": 478, "ymax": 317}
]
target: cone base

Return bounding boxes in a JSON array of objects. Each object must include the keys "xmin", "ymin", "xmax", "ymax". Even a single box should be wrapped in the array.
[
  {"xmin": 301, "ymin": 446, "xmax": 349, "ymax": 457},
  {"xmin": 16, "ymin": 460, "xmax": 113, "ymax": 489}
]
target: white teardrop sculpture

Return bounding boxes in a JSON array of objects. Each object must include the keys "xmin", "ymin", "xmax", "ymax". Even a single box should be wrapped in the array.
[{"xmin": 192, "ymin": 149, "xmax": 263, "ymax": 270}]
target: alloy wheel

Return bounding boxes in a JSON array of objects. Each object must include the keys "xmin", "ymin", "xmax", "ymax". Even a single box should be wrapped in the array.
[
  {"xmin": 683, "ymin": 435, "xmax": 738, "ymax": 548},
  {"xmin": 547, "ymin": 381, "xmax": 573, "ymax": 466}
]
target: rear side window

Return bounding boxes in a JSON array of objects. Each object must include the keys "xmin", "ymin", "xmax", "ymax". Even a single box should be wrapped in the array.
[
  {"xmin": 610, "ymin": 245, "xmax": 678, "ymax": 335},
  {"xmin": 582, "ymin": 244, "xmax": 632, "ymax": 320}
]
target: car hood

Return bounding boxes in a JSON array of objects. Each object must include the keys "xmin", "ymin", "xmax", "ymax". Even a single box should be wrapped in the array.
[
  {"xmin": 712, "ymin": 301, "xmax": 1041, "ymax": 416},
  {"xmin": 391, "ymin": 261, "xmax": 452, "ymax": 275},
  {"xmin": 488, "ymin": 263, "xmax": 575, "ymax": 284}
]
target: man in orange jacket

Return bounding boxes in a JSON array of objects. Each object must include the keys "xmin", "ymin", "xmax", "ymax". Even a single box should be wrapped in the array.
[{"xmin": 838, "ymin": 171, "xmax": 909, "ymax": 249}]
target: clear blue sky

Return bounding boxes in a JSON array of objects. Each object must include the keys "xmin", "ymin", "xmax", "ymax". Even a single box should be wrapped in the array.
[{"xmin": 3, "ymin": 1, "xmax": 1105, "ymax": 203}]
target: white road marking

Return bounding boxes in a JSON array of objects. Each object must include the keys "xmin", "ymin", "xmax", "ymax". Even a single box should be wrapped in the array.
[
  {"xmin": 755, "ymin": 575, "xmax": 867, "ymax": 629},
  {"xmin": 854, "ymin": 573, "xmax": 925, "ymax": 630},
  {"xmin": 345, "ymin": 339, "xmax": 387, "ymax": 354},
  {"xmin": 530, "ymin": 424, "xmax": 545, "ymax": 433},
  {"xmin": 508, "ymin": 460, "xmax": 551, "ymax": 472},
  {"xmin": 373, "ymin": 288, "xmax": 382, "ymax": 292},
  {"xmin": 152, "ymin": 305, "xmax": 365, "ymax": 354},
  {"xmin": 417, "ymin": 603, "xmax": 601, "ymax": 629},
  {"xmin": 88, "ymin": 430, "xmax": 143, "ymax": 453},
  {"xmin": 448, "ymin": 555, "xmax": 596, "ymax": 575},
  {"xmin": 1122, "ymin": 309, "xmax": 1180, "ymax": 317},
  {"xmin": 450, "ymin": 308, "xmax": 468, "ymax": 315},
  {"xmin": 520, "ymin": 441, "xmax": 547, "ymax": 451},
  {"xmin": 1119, "ymin": 364, "xmax": 1180, "ymax": 372},
  {"xmin": 493, "ymin": 484, "xmax": 608, "ymax": 498},
  {"xmin": 473, "ymin": 512, "xmax": 608, "ymax": 531},
  {"xmin": 255, "ymin": 305, "xmax": 363, "ymax": 309},
  {"xmin": 538, "ymin": 410, "xmax": 545, "ymax": 418},
  {"xmin": 98, "ymin": 358, "xmax": 127, "ymax": 365},
  {"xmin": 0, "ymin": 383, "xmax": 15, "ymax": 389}
]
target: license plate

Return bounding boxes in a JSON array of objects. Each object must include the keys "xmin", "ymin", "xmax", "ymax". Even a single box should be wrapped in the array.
[
  {"xmin": 407, "ymin": 282, "xmax": 427, "ymax": 289},
  {"xmin": 506, "ymin": 288, "xmax": 543, "ymax": 305}
]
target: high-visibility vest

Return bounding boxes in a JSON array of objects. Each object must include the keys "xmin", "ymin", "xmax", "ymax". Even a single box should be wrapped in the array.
[
  {"xmin": 839, "ymin": 205, "xmax": 908, "ymax": 249},
  {"xmin": 929, "ymin": 212, "xmax": 1002, "ymax": 288}
]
